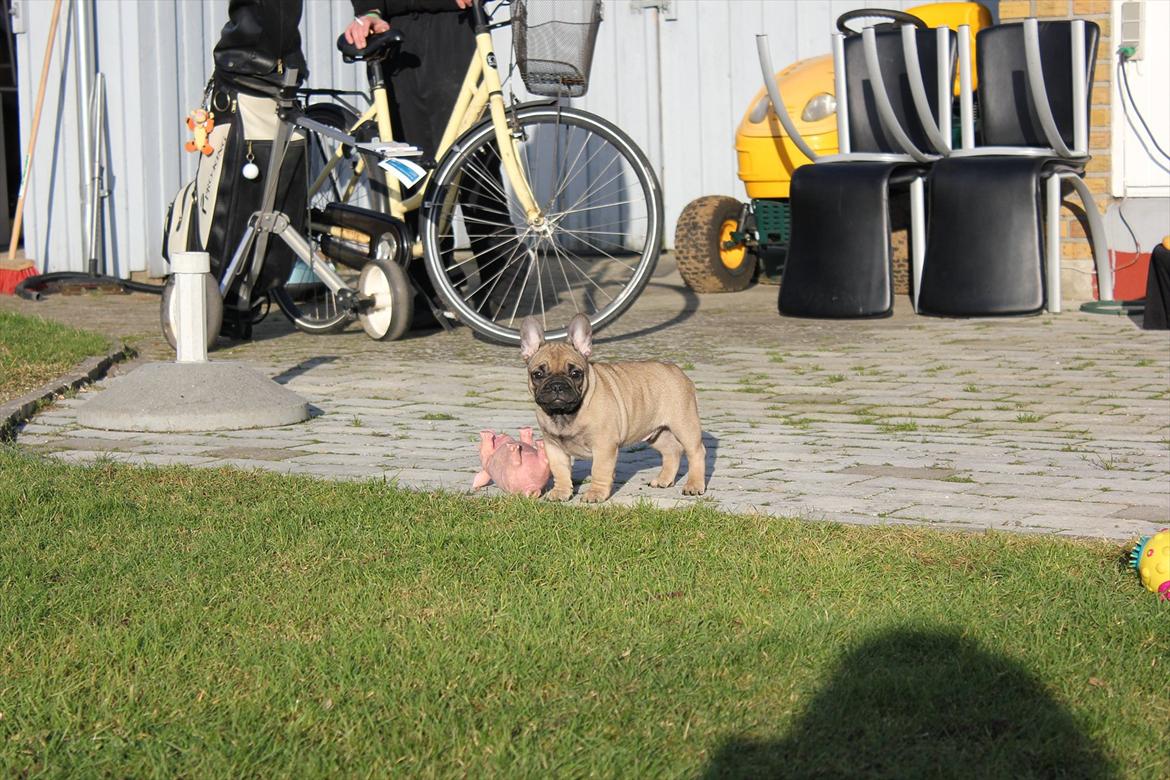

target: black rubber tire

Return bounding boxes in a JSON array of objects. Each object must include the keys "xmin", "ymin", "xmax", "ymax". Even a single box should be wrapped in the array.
[
  {"xmin": 357, "ymin": 257, "xmax": 413, "ymax": 341},
  {"xmin": 270, "ymin": 273, "xmax": 354, "ymax": 334},
  {"xmin": 421, "ymin": 105, "xmax": 663, "ymax": 345},
  {"xmin": 674, "ymin": 196, "xmax": 757, "ymax": 293}
]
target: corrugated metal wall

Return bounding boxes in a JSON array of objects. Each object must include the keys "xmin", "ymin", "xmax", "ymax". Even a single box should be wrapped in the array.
[{"xmin": 16, "ymin": 0, "xmax": 932, "ymax": 277}]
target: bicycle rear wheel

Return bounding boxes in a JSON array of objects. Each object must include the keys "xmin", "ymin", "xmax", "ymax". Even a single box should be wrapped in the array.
[
  {"xmin": 304, "ymin": 102, "xmax": 387, "ymax": 213},
  {"xmin": 421, "ymin": 105, "xmax": 663, "ymax": 345},
  {"xmin": 272, "ymin": 102, "xmax": 386, "ymax": 334}
]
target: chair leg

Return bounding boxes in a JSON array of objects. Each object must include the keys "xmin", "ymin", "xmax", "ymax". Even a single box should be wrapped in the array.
[
  {"xmin": 1063, "ymin": 174, "xmax": 1114, "ymax": 301},
  {"xmin": 910, "ymin": 176, "xmax": 926, "ymax": 312},
  {"xmin": 1045, "ymin": 173, "xmax": 1062, "ymax": 313}
]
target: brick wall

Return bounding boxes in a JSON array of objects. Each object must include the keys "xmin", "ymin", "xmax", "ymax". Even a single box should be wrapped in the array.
[{"xmin": 999, "ymin": 0, "xmax": 1113, "ymax": 303}]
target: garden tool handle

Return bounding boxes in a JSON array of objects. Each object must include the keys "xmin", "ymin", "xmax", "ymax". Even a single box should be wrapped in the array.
[{"xmin": 8, "ymin": 0, "xmax": 64, "ymax": 260}]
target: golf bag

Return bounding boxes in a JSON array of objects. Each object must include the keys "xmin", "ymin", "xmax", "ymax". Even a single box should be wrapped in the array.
[{"xmin": 163, "ymin": 83, "xmax": 307, "ymax": 338}]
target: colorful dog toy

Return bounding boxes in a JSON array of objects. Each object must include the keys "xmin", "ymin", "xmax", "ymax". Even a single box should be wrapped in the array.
[
  {"xmin": 472, "ymin": 427, "xmax": 550, "ymax": 498},
  {"xmin": 1130, "ymin": 528, "xmax": 1170, "ymax": 601},
  {"xmin": 185, "ymin": 108, "xmax": 215, "ymax": 155}
]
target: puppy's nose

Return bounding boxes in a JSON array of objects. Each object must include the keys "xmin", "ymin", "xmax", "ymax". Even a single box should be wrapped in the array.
[{"xmin": 545, "ymin": 377, "xmax": 572, "ymax": 394}]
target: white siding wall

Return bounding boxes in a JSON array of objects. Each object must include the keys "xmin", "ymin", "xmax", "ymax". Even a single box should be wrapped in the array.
[{"xmin": 16, "ymin": 0, "xmax": 925, "ymax": 276}]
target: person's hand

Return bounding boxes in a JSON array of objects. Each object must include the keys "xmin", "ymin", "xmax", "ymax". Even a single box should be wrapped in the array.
[
  {"xmin": 344, "ymin": 14, "xmax": 390, "ymax": 49},
  {"xmin": 455, "ymin": 0, "xmax": 474, "ymax": 8}
]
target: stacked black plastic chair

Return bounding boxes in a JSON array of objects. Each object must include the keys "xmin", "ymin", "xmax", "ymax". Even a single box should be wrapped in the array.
[
  {"xmin": 758, "ymin": 23, "xmax": 957, "ymax": 318},
  {"xmin": 916, "ymin": 19, "xmax": 1112, "ymax": 316}
]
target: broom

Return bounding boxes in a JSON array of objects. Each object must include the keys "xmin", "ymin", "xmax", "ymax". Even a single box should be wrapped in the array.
[
  {"xmin": 0, "ymin": 258, "xmax": 36, "ymax": 294},
  {"xmin": 4, "ymin": 0, "xmax": 63, "ymax": 274}
]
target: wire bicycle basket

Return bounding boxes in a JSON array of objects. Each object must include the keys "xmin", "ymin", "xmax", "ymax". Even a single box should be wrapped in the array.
[{"xmin": 512, "ymin": 0, "xmax": 603, "ymax": 98}]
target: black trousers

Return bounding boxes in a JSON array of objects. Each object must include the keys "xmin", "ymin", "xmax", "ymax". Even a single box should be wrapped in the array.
[
  {"xmin": 385, "ymin": 10, "xmax": 476, "ymax": 161},
  {"xmin": 386, "ymin": 10, "xmax": 512, "ymax": 318}
]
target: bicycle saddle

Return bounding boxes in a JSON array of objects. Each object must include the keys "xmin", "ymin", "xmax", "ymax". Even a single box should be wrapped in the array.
[{"xmin": 337, "ymin": 29, "xmax": 404, "ymax": 63}]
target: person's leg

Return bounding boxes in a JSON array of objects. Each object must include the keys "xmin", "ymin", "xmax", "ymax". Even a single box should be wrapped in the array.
[
  {"xmin": 386, "ymin": 11, "xmax": 475, "ymax": 160},
  {"xmin": 382, "ymin": 12, "xmax": 477, "ymax": 323},
  {"xmin": 389, "ymin": 11, "xmax": 512, "ymax": 321}
]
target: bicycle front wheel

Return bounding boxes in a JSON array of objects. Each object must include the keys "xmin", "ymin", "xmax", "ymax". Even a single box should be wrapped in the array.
[{"xmin": 421, "ymin": 106, "xmax": 663, "ymax": 345}]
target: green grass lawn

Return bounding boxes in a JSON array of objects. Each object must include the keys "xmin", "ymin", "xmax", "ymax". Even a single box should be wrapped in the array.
[
  {"xmin": 0, "ymin": 311, "xmax": 110, "ymax": 403},
  {"xmin": 1, "ymin": 449, "xmax": 1166, "ymax": 778}
]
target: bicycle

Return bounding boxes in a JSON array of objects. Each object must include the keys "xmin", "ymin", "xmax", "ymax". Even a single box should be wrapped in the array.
[{"xmin": 280, "ymin": 0, "xmax": 664, "ymax": 345}]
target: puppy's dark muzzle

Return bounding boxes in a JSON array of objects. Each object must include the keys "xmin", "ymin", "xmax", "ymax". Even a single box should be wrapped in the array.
[{"xmin": 535, "ymin": 377, "xmax": 582, "ymax": 415}]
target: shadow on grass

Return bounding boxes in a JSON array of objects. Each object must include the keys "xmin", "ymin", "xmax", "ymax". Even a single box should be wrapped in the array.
[{"xmin": 703, "ymin": 627, "xmax": 1117, "ymax": 779}]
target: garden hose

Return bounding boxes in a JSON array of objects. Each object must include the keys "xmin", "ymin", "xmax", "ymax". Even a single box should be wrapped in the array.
[{"xmin": 14, "ymin": 271, "xmax": 164, "ymax": 301}]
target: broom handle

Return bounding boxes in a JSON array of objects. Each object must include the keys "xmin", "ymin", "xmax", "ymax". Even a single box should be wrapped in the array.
[{"xmin": 8, "ymin": 0, "xmax": 64, "ymax": 261}]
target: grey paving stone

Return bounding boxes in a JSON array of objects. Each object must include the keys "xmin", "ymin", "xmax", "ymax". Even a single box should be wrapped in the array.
[
  {"xmin": 108, "ymin": 453, "xmax": 222, "ymax": 467},
  {"xmin": 1108, "ymin": 504, "xmax": 1170, "ymax": 523},
  {"xmin": 16, "ymin": 423, "xmax": 67, "ymax": 434}
]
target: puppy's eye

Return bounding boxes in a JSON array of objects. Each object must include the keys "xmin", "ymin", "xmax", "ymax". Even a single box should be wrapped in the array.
[
  {"xmin": 568, "ymin": 366, "xmax": 583, "ymax": 379},
  {"xmin": 531, "ymin": 368, "xmax": 546, "ymax": 380}
]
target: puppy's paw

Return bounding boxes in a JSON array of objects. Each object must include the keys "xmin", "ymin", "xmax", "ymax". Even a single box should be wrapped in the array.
[
  {"xmin": 545, "ymin": 485, "xmax": 573, "ymax": 502},
  {"xmin": 581, "ymin": 486, "xmax": 611, "ymax": 503},
  {"xmin": 682, "ymin": 480, "xmax": 706, "ymax": 496},
  {"xmin": 648, "ymin": 476, "xmax": 674, "ymax": 488}
]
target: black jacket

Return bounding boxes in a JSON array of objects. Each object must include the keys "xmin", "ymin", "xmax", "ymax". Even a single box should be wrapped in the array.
[
  {"xmin": 353, "ymin": 0, "xmax": 463, "ymax": 18},
  {"xmin": 213, "ymin": 0, "xmax": 308, "ymax": 92}
]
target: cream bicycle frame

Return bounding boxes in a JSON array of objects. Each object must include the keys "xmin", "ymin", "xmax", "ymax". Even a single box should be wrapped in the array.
[{"xmin": 309, "ymin": 30, "xmax": 541, "ymax": 230}]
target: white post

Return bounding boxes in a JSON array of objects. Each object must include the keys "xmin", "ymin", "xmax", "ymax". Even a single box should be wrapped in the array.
[{"xmin": 171, "ymin": 251, "xmax": 211, "ymax": 363}]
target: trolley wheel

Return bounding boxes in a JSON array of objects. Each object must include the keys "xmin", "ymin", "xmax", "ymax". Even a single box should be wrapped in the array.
[
  {"xmin": 357, "ymin": 257, "xmax": 413, "ymax": 341},
  {"xmin": 674, "ymin": 196, "xmax": 757, "ymax": 293},
  {"xmin": 160, "ymin": 274, "xmax": 223, "ymax": 351}
]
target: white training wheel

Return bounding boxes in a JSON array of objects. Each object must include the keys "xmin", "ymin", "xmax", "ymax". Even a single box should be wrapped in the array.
[{"xmin": 357, "ymin": 257, "xmax": 412, "ymax": 341}]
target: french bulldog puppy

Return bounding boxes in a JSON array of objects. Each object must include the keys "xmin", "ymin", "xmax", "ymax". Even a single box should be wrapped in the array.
[{"xmin": 520, "ymin": 314, "xmax": 706, "ymax": 503}]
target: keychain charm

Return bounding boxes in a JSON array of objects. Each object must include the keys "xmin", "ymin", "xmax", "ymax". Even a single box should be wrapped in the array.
[
  {"xmin": 184, "ymin": 108, "xmax": 215, "ymax": 155},
  {"xmin": 242, "ymin": 142, "xmax": 260, "ymax": 180}
]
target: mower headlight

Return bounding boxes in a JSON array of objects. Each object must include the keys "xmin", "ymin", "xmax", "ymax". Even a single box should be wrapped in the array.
[
  {"xmin": 800, "ymin": 92, "xmax": 837, "ymax": 123},
  {"xmin": 749, "ymin": 94, "xmax": 772, "ymax": 124}
]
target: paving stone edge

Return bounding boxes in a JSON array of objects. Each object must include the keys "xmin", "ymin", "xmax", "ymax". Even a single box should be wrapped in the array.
[{"xmin": 1, "ymin": 341, "xmax": 137, "ymax": 442}]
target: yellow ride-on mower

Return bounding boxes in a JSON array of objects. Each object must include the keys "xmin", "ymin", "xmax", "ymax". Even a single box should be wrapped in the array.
[{"xmin": 674, "ymin": 2, "xmax": 991, "ymax": 293}]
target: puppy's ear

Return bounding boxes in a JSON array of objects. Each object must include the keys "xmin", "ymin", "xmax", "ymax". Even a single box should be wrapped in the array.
[
  {"xmin": 567, "ymin": 313, "xmax": 593, "ymax": 359},
  {"xmin": 520, "ymin": 316, "xmax": 544, "ymax": 361}
]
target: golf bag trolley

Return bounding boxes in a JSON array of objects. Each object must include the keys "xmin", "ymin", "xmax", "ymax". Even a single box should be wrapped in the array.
[{"xmin": 161, "ymin": 69, "xmax": 421, "ymax": 343}]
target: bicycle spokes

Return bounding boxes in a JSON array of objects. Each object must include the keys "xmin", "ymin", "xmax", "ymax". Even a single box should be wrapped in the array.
[{"xmin": 424, "ymin": 107, "xmax": 660, "ymax": 343}]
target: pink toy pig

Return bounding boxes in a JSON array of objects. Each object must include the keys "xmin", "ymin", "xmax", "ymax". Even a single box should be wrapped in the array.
[{"xmin": 472, "ymin": 427, "xmax": 551, "ymax": 497}]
